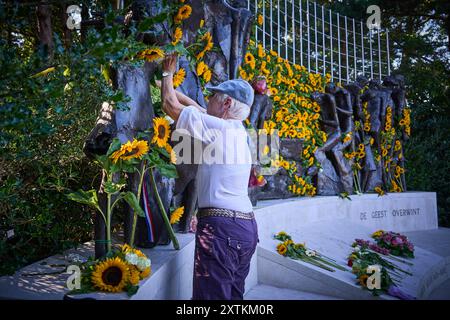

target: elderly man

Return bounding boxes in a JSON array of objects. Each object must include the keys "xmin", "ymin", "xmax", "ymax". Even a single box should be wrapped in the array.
[{"xmin": 160, "ymin": 53, "xmax": 258, "ymax": 300}]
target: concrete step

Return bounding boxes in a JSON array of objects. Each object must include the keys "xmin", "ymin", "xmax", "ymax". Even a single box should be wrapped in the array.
[
  {"xmin": 253, "ymin": 214, "xmax": 450, "ymax": 300},
  {"xmin": 245, "ymin": 284, "xmax": 341, "ymax": 300}
]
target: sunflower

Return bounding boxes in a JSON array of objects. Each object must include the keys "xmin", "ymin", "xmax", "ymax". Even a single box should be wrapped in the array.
[
  {"xmin": 170, "ymin": 206, "xmax": 185, "ymax": 224},
  {"xmin": 138, "ymin": 47, "xmax": 164, "ymax": 62},
  {"xmin": 171, "ymin": 27, "xmax": 183, "ymax": 45},
  {"xmin": 196, "ymin": 32, "xmax": 213, "ymax": 59},
  {"xmin": 240, "ymin": 69, "xmax": 248, "ymax": 80},
  {"xmin": 257, "ymin": 14, "xmax": 263, "ymax": 26},
  {"xmin": 358, "ymin": 274, "xmax": 369, "ymax": 287},
  {"xmin": 245, "ymin": 52, "xmax": 256, "ymax": 69},
  {"xmin": 372, "ymin": 230, "xmax": 384, "ymax": 238},
  {"xmin": 374, "ymin": 186, "xmax": 385, "ymax": 196},
  {"xmin": 174, "ymin": 4, "xmax": 192, "ymax": 24},
  {"xmin": 257, "ymin": 44, "xmax": 266, "ymax": 58},
  {"xmin": 129, "ymin": 266, "xmax": 141, "ymax": 286},
  {"xmin": 196, "ymin": 61, "xmax": 208, "ymax": 76},
  {"xmin": 110, "ymin": 139, "xmax": 149, "ymax": 163},
  {"xmin": 152, "ymin": 117, "xmax": 171, "ymax": 148},
  {"xmin": 173, "ymin": 68, "xmax": 186, "ymax": 88},
  {"xmin": 269, "ymin": 87, "xmax": 278, "ymax": 96},
  {"xmin": 165, "ymin": 144, "xmax": 177, "ymax": 164},
  {"xmin": 140, "ymin": 267, "xmax": 151, "ymax": 279},
  {"xmin": 203, "ymin": 69, "xmax": 212, "ymax": 83},
  {"xmin": 120, "ymin": 244, "xmax": 133, "ymax": 253},
  {"xmin": 276, "ymin": 243, "xmax": 287, "ymax": 256},
  {"xmin": 342, "ymin": 132, "xmax": 352, "ymax": 143},
  {"xmin": 91, "ymin": 257, "xmax": 129, "ymax": 293}
]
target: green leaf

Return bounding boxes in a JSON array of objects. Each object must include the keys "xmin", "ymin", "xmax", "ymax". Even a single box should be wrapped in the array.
[
  {"xmin": 106, "ymin": 138, "xmax": 122, "ymax": 157},
  {"xmin": 123, "ymin": 191, "xmax": 145, "ymax": 217},
  {"xmin": 126, "ymin": 285, "xmax": 139, "ymax": 297},
  {"xmin": 135, "ymin": 132, "xmax": 149, "ymax": 140},
  {"xmin": 156, "ymin": 146, "xmax": 170, "ymax": 158},
  {"xmin": 66, "ymin": 190, "xmax": 100, "ymax": 210},
  {"xmin": 101, "ymin": 64, "xmax": 110, "ymax": 82},
  {"xmin": 147, "ymin": 149, "xmax": 162, "ymax": 167},
  {"xmin": 157, "ymin": 163, "xmax": 178, "ymax": 178},
  {"xmin": 137, "ymin": 12, "xmax": 169, "ymax": 32},
  {"xmin": 116, "ymin": 158, "xmax": 141, "ymax": 173},
  {"xmin": 104, "ymin": 180, "xmax": 126, "ymax": 194}
]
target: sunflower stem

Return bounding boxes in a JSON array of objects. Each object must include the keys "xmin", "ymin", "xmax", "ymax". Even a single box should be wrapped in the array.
[
  {"xmin": 149, "ymin": 167, "xmax": 180, "ymax": 250},
  {"xmin": 106, "ymin": 174, "xmax": 112, "ymax": 254},
  {"xmin": 129, "ymin": 161, "xmax": 146, "ymax": 248}
]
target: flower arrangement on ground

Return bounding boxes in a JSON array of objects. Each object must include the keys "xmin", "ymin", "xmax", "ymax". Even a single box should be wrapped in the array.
[
  {"xmin": 274, "ymin": 231, "xmax": 347, "ymax": 272},
  {"xmin": 352, "ymin": 238, "xmax": 414, "ymax": 266},
  {"xmin": 348, "ymin": 240, "xmax": 415, "ymax": 299},
  {"xmin": 70, "ymin": 244, "xmax": 151, "ymax": 296}
]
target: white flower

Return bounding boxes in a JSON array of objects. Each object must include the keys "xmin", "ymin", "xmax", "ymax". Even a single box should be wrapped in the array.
[
  {"xmin": 354, "ymin": 246, "xmax": 361, "ymax": 252},
  {"xmin": 305, "ymin": 250, "xmax": 316, "ymax": 257},
  {"xmin": 125, "ymin": 253, "xmax": 139, "ymax": 265},
  {"xmin": 136, "ymin": 257, "xmax": 151, "ymax": 271}
]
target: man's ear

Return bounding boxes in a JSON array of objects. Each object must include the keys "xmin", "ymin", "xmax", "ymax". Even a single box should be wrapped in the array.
[{"xmin": 224, "ymin": 97, "xmax": 232, "ymax": 110}]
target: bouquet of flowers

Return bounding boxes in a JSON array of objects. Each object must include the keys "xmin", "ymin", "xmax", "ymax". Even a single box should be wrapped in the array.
[
  {"xmin": 348, "ymin": 244, "xmax": 412, "ymax": 279},
  {"xmin": 353, "ymin": 239, "xmax": 414, "ymax": 266},
  {"xmin": 348, "ymin": 243, "xmax": 415, "ymax": 299},
  {"xmin": 68, "ymin": 117, "xmax": 180, "ymax": 251},
  {"xmin": 274, "ymin": 231, "xmax": 348, "ymax": 272},
  {"xmin": 371, "ymin": 230, "xmax": 415, "ymax": 258},
  {"xmin": 350, "ymin": 259, "xmax": 394, "ymax": 296},
  {"xmin": 69, "ymin": 244, "xmax": 151, "ymax": 297}
]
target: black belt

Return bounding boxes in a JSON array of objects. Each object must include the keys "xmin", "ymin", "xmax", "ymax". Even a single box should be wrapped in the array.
[{"xmin": 197, "ymin": 207, "xmax": 255, "ymax": 220}]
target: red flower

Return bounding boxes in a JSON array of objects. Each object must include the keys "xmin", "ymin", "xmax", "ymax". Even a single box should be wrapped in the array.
[{"xmin": 347, "ymin": 259, "xmax": 353, "ymax": 267}]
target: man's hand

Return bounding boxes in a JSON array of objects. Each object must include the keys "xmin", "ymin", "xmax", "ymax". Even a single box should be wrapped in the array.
[
  {"xmin": 161, "ymin": 52, "xmax": 184, "ymax": 120},
  {"xmin": 162, "ymin": 52, "xmax": 178, "ymax": 74}
]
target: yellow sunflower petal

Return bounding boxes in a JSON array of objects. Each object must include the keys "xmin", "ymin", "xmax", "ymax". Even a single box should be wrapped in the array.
[
  {"xmin": 170, "ymin": 206, "xmax": 185, "ymax": 224},
  {"xmin": 152, "ymin": 117, "xmax": 171, "ymax": 148},
  {"xmin": 91, "ymin": 257, "xmax": 129, "ymax": 293}
]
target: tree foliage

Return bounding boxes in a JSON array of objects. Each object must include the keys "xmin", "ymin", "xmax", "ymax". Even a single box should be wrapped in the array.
[{"xmin": 0, "ymin": 0, "xmax": 148, "ymax": 275}]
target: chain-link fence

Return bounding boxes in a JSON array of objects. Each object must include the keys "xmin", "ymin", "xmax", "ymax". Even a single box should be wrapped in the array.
[{"xmin": 247, "ymin": 0, "xmax": 391, "ymax": 83}]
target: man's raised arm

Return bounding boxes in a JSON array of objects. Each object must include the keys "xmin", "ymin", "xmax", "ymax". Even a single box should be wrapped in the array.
[
  {"xmin": 161, "ymin": 53, "xmax": 185, "ymax": 121},
  {"xmin": 155, "ymin": 79, "xmax": 206, "ymax": 114}
]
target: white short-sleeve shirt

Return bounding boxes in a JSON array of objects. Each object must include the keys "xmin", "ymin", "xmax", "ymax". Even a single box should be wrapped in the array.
[{"xmin": 175, "ymin": 106, "xmax": 253, "ymax": 213}]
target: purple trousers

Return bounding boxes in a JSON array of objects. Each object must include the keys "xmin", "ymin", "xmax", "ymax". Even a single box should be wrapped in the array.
[{"xmin": 192, "ymin": 215, "xmax": 259, "ymax": 300}]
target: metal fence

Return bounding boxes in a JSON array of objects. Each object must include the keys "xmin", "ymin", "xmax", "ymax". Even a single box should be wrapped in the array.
[{"xmin": 247, "ymin": 0, "xmax": 391, "ymax": 84}]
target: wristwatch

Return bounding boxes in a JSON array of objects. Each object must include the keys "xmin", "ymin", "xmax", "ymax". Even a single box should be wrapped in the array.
[{"xmin": 162, "ymin": 71, "xmax": 173, "ymax": 77}]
